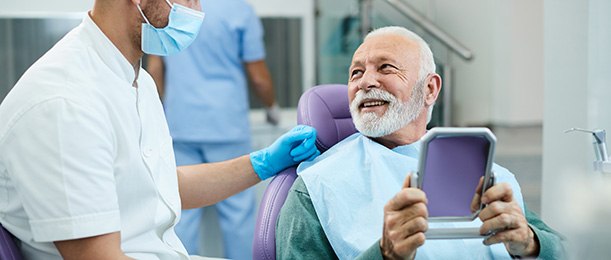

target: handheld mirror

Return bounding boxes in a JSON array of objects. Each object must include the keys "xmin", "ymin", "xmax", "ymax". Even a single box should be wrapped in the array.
[{"xmin": 413, "ymin": 127, "xmax": 496, "ymax": 222}]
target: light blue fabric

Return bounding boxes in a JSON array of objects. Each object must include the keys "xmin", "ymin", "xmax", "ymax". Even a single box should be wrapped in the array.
[
  {"xmin": 162, "ymin": 0, "xmax": 265, "ymax": 142},
  {"xmin": 299, "ymin": 133, "xmax": 524, "ymax": 260},
  {"xmin": 173, "ymin": 140, "xmax": 255, "ymax": 260},
  {"xmin": 161, "ymin": 2, "xmax": 264, "ymax": 258}
]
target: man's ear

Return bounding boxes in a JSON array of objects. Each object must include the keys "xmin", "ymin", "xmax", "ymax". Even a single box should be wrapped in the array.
[{"xmin": 424, "ymin": 73, "xmax": 442, "ymax": 106}]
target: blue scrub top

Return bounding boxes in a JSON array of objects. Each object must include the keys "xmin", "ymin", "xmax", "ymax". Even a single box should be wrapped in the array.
[{"xmin": 162, "ymin": 0, "xmax": 266, "ymax": 142}]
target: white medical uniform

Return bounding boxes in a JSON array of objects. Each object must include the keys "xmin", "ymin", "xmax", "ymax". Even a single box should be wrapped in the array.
[{"xmin": 0, "ymin": 14, "xmax": 189, "ymax": 259}]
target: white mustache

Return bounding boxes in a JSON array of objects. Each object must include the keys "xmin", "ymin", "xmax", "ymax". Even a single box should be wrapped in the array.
[{"xmin": 351, "ymin": 89, "xmax": 397, "ymax": 111}]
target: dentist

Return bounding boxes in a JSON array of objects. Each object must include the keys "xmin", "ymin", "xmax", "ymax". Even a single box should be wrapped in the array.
[{"xmin": 0, "ymin": 0, "xmax": 319, "ymax": 259}]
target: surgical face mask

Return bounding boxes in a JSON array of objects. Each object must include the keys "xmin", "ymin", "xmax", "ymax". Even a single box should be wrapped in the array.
[{"xmin": 137, "ymin": 0, "xmax": 205, "ymax": 56}]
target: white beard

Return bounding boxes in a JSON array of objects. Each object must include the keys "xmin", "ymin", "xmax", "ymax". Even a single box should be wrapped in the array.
[{"xmin": 350, "ymin": 86, "xmax": 424, "ymax": 138}]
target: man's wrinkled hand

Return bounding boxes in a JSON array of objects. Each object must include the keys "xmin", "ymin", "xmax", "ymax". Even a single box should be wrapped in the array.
[
  {"xmin": 380, "ymin": 173, "xmax": 428, "ymax": 260},
  {"xmin": 477, "ymin": 182, "xmax": 539, "ymax": 257}
]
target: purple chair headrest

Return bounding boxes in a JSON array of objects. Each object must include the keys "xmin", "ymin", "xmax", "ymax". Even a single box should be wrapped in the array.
[{"xmin": 297, "ymin": 84, "xmax": 357, "ymax": 152}]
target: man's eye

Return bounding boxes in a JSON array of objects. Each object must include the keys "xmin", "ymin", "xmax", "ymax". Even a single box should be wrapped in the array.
[
  {"xmin": 380, "ymin": 64, "xmax": 397, "ymax": 71},
  {"xmin": 351, "ymin": 70, "xmax": 363, "ymax": 78}
]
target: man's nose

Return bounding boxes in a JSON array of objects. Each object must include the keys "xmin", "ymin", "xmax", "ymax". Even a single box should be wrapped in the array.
[{"xmin": 358, "ymin": 70, "xmax": 380, "ymax": 91}]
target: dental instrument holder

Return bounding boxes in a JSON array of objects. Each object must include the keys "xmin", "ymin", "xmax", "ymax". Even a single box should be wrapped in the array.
[{"xmin": 565, "ymin": 128, "xmax": 611, "ymax": 173}]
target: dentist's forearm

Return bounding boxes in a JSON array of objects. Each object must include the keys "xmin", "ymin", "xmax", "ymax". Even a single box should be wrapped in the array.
[
  {"xmin": 54, "ymin": 232, "xmax": 133, "ymax": 260},
  {"xmin": 177, "ymin": 155, "xmax": 260, "ymax": 209}
]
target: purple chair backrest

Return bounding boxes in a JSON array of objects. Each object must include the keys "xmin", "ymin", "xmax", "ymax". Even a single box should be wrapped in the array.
[
  {"xmin": 252, "ymin": 84, "xmax": 357, "ymax": 260},
  {"xmin": 0, "ymin": 224, "xmax": 22, "ymax": 260}
]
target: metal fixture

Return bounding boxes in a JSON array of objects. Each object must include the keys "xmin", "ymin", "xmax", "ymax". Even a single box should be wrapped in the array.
[{"xmin": 565, "ymin": 128, "xmax": 611, "ymax": 173}]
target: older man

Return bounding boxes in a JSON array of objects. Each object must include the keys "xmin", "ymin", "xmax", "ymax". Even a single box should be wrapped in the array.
[
  {"xmin": 276, "ymin": 26, "xmax": 564, "ymax": 259},
  {"xmin": 0, "ymin": 0, "xmax": 319, "ymax": 259}
]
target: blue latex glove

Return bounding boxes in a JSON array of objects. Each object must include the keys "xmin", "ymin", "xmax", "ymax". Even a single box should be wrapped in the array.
[{"xmin": 250, "ymin": 125, "xmax": 321, "ymax": 180}]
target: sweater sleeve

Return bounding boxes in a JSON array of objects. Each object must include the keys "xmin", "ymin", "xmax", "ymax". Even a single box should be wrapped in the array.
[
  {"xmin": 524, "ymin": 207, "xmax": 566, "ymax": 260},
  {"xmin": 355, "ymin": 239, "xmax": 384, "ymax": 260}
]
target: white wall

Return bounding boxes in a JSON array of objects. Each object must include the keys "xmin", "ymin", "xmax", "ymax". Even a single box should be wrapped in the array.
[
  {"xmin": 542, "ymin": 0, "xmax": 611, "ymax": 257},
  {"xmin": 491, "ymin": 1, "xmax": 544, "ymax": 126},
  {"xmin": 428, "ymin": 0, "xmax": 544, "ymax": 126},
  {"xmin": 428, "ymin": 0, "xmax": 493, "ymax": 126}
]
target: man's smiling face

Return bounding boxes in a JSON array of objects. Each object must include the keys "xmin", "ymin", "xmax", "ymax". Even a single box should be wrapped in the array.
[{"xmin": 348, "ymin": 34, "xmax": 425, "ymax": 137}]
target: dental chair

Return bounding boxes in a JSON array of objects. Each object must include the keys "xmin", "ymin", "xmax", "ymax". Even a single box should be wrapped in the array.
[
  {"xmin": 252, "ymin": 84, "xmax": 357, "ymax": 260},
  {"xmin": 0, "ymin": 224, "xmax": 22, "ymax": 260}
]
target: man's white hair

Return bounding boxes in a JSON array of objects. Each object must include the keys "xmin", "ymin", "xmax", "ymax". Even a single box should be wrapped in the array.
[{"xmin": 365, "ymin": 26, "xmax": 436, "ymax": 81}]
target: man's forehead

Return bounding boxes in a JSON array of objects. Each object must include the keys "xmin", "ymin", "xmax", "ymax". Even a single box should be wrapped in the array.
[
  {"xmin": 351, "ymin": 35, "xmax": 420, "ymax": 65},
  {"xmin": 351, "ymin": 50, "xmax": 397, "ymax": 65}
]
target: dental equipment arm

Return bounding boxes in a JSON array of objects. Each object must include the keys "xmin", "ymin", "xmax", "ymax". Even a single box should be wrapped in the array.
[
  {"xmin": 565, "ymin": 128, "xmax": 611, "ymax": 173},
  {"xmin": 564, "ymin": 128, "xmax": 609, "ymax": 162}
]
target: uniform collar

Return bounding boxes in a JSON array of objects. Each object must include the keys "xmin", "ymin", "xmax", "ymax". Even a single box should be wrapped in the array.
[{"xmin": 82, "ymin": 13, "xmax": 138, "ymax": 86}]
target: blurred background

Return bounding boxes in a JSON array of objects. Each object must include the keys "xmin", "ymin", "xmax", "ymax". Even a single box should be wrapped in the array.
[{"xmin": 1, "ymin": 0, "xmax": 610, "ymax": 258}]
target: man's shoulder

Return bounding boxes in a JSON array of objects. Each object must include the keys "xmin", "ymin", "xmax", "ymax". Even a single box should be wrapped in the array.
[
  {"xmin": 2, "ymin": 56, "xmax": 107, "ymax": 122},
  {"xmin": 7, "ymin": 24, "xmax": 114, "ymax": 105},
  {"xmin": 0, "ymin": 31, "xmax": 112, "ymax": 146},
  {"xmin": 15, "ymin": 28, "xmax": 102, "ymax": 93}
]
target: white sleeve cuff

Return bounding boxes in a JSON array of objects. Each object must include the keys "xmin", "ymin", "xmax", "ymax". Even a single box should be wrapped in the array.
[{"xmin": 30, "ymin": 210, "xmax": 121, "ymax": 242}]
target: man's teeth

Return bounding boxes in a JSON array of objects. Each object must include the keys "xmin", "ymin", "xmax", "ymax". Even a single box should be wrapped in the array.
[{"xmin": 362, "ymin": 101, "xmax": 386, "ymax": 107}]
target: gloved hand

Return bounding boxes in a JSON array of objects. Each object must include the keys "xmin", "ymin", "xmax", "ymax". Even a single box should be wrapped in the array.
[
  {"xmin": 265, "ymin": 103, "xmax": 280, "ymax": 126},
  {"xmin": 250, "ymin": 125, "xmax": 320, "ymax": 180}
]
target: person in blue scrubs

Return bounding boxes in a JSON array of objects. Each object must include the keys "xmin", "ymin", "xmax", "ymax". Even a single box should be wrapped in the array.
[{"xmin": 147, "ymin": 1, "xmax": 278, "ymax": 259}]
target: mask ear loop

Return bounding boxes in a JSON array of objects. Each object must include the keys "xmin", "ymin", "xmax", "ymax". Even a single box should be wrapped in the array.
[
  {"xmin": 165, "ymin": 0, "xmax": 173, "ymax": 8},
  {"xmin": 136, "ymin": 4, "xmax": 152, "ymax": 25}
]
